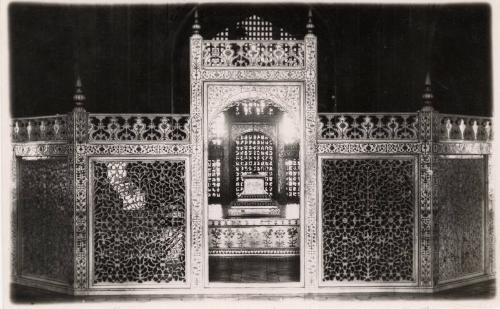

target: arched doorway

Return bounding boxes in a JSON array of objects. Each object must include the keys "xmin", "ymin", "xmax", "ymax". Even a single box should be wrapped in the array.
[{"xmin": 206, "ymin": 92, "xmax": 301, "ymax": 283}]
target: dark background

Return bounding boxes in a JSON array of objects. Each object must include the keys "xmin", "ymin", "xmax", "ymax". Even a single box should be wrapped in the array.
[{"xmin": 9, "ymin": 3, "xmax": 492, "ymax": 117}]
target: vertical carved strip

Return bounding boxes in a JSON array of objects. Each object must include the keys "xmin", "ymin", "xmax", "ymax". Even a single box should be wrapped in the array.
[
  {"xmin": 418, "ymin": 110, "xmax": 434, "ymax": 287},
  {"xmin": 11, "ymin": 148, "xmax": 18, "ymax": 280},
  {"xmin": 487, "ymin": 155, "xmax": 495, "ymax": 276},
  {"xmin": 71, "ymin": 108, "xmax": 89, "ymax": 290},
  {"xmin": 190, "ymin": 34, "xmax": 204, "ymax": 288},
  {"xmin": 304, "ymin": 34, "xmax": 318, "ymax": 287}
]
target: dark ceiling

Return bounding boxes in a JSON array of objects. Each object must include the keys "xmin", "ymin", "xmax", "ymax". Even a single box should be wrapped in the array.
[{"xmin": 9, "ymin": 3, "xmax": 492, "ymax": 117}]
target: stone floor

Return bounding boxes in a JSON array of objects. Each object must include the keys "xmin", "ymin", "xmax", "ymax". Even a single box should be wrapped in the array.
[
  {"xmin": 10, "ymin": 279, "xmax": 496, "ymax": 303},
  {"xmin": 10, "ymin": 255, "xmax": 496, "ymax": 303},
  {"xmin": 209, "ymin": 256, "xmax": 300, "ymax": 282}
]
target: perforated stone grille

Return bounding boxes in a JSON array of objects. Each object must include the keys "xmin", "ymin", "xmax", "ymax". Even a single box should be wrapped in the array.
[
  {"xmin": 322, "ymin": 158, "xmax": 415, "ymax": 282},
  {"xmin": 92, "ymin": 160, "xmax": 186, "ymax": 284}
]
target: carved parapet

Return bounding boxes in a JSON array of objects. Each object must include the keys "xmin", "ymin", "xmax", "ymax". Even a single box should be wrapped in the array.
[
  {"xmin": 12, "ymin": 115, "xmax": 69, "ymax": 143},
  {"xmin": 87, "ymin": 114, "xmax": 191, "ymax": 143},
  {"xmin": 202, "ymin": 40, "xmax": 305, "ymax": 68},
  {"xmin": 317, "ymin": 113, "xmax": 419, "ymax": 141},
  {"xmin": 438, "ymin": 114, "xmax": 492, "ymax": 142}
]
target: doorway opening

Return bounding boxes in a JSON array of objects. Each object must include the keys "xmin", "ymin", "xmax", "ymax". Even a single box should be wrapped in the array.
[{"xmin": 207, "ymin": 98, "xmax": 301, "ymax": 283}]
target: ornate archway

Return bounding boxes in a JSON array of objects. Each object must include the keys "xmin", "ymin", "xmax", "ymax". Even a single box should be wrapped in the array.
[{"xmin": 189, "ymin": 15, "xmax": 318, "ymax": 286}]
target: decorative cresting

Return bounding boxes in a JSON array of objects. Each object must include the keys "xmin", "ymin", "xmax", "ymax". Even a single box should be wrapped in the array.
[
  {"xmin": 203, "ymin": 41, "xmax": 305, "ymax": 68},
  {"xmin": 18, "ymin": 157, "xmax": 74, "ymax": 284},
  {"xmin": 12, "ymin": 115, "xmax": 69, "ymax": 142},
  {"xmin": 88, "ymin": 114, "xmax": 190, "ymax": 142},
  {"xmin": 317, "ymin": 113, "xmax": 419, "ymax": 140},
  {"xmin": 438, "ymin": 114, "xmax": 492, "ymax": 141},
  {"xmin": 321, "ymin": 158, "xmax": 415, "ymax": 283},
  {"xmin": 434, "ymin": 156, "xmax": 485, "ymax": 283},
  {"xmin": 92, "ymin": 160, "xmax": 186, "ymax": 284}
]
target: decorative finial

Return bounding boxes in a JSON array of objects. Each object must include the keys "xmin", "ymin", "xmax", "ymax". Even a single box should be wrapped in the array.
[
  {"xmin": 332, "ymin": 94, "xmax": 337, "ymax": 113},
  {"xmin": 192, "ymin": 9, "xmax": 201, "ymax": 35},
  {"xmin": 73, "ymin": 75, "xmax": 86, "ymax": 107},
  {"xmin": 306, "ymin": 8, "xmax": 314, "ymax": 34},
  {"xmin": 331, "ymin": 84, "xmax": 338, "ymax": 112},
  {"xmin": 422, "ymin": 72, "xmax": 434, "ymax": 111}
]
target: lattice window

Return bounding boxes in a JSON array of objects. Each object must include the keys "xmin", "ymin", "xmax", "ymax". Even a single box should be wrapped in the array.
[
  {"xmin": 208, "ymin": 159, "xmax": 221, "ymax": 198},
  {"xmin": 285, "ymin": 159, "xmax": 300, "ymax": 198},
  {"xmin": 234, "ymin": 132, "xmax": 274, "ymax": 195}
]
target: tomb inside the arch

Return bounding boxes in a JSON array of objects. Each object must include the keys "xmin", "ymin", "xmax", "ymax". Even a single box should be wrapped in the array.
[{"xmin": 207, "ymin": 99, "xmax": 301, "ymax": 274}]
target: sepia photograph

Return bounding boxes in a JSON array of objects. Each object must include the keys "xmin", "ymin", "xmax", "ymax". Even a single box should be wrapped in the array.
[{"xmin": 1, "ymin": 0, "xmax": 497, "ymax": 307}]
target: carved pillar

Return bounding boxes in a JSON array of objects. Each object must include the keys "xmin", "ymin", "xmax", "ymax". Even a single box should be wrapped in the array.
[
  {"xmin": 418, "ymin": 73, "xmax": 439, "ymax": 288},
  {"xmin": 304, "ymin": 8, "xmax": 319, "ymax": 288},
  {"xmin": 69, "ymin": 76, "xmax": 89, "ymax": 290},
  {"xmin": 189, "ymin": 10, "xmax": 204, "ymax": 288}
]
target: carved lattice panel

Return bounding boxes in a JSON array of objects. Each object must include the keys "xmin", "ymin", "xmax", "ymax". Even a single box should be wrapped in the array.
[
  {"xmin": 208, "ymin": 159, "xmax": 221, "ymax": 198},
  {"xmin": 435, "ymin": 157, "xmax": 485, "ymax": 282},
  {"xmin": 285, "ymin": 159, "xmax": 300, "ymax": 198},
  {"xmin": 234, "ymin": 132, "xmax": 274, "ymax": 195},
  {"xmin": 92, "ymin": 160, "xmax": 186, "ymax": 284},
  {"xmin": 18, "ymin": 157, "xmax": 73, "ymax": 284},
  {"xmin": 321, "ymin": 158, "xmax": 415, "ymax": 282}
]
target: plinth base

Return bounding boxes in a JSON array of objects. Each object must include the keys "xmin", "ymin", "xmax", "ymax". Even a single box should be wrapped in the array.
[{"xmin": 227, "ymin": 205, "xmax": 281, "ymax": 217}]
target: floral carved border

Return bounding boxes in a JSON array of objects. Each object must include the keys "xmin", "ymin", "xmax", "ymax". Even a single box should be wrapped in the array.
[
  {"xmin": 433, "ymin": 142, "xmax": 492, "ymax": 155},
  {"xmin": 13, "ymin": 144, "xmax": 72, "ymax": 157},
  {"xmin": 317, "ymin": 142, "xmax": 422, "ymax": 154}
]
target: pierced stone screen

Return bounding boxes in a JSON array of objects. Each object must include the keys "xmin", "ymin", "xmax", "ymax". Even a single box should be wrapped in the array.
[
  {"xmin": 322, "ymin": 158, "xmax": 415, "ymax": 282},
  {"xmin": 92, "ymin": 160, "xmax": 186, "ymax": 284},
  {"xmin": 435, "ymin": 157, "xmax": 485, "ymax": 282},
  {"xmin": 18, "ymin": 157, "xmax": 73, "ymax": 284},
  {"xmin": 234, "ymin": 132, "xmax": 274, "ymax": 195}
]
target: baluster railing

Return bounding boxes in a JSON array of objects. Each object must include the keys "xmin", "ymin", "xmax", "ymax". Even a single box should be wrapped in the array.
[
  {"xmin": 438, "ymin": 114, "xmax": 492, "ymax": 141},
  {"xmin": 12, "ymin": 115, "xmax": 69, "ymax": 143}
]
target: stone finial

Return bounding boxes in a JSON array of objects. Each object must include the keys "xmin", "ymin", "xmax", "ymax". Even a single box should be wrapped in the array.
[
  {"xmin": 306, "ymin": 8, "xmax": 314, "ymax": 34},
  {"xmin": 422, "ymin": 72, "xmax": 434, "ymax": 111},
  {"xmin": 73, "ymin": 75, "xmax": 86, "ymax": 108},
  {"xmin": 192, "ymin": 9, "xmax": 201, "ymax": 35}
]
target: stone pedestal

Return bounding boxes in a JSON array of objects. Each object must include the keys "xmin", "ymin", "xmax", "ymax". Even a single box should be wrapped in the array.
[{"xmin": 227, "ymin": 172, "xmax": 280, "ymax": 217}]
